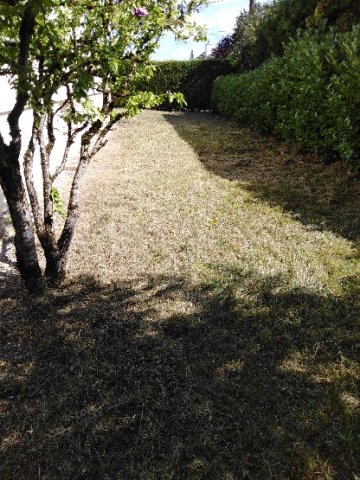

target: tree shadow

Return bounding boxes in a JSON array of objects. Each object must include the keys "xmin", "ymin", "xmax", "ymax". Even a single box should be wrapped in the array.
[
  {"xmin": 1, "ymin": 268, "xmax": 359, "ymax": 479},
  {"xmin": 163, "ymin": 112, "xmax": 360, "ymax": 243}
]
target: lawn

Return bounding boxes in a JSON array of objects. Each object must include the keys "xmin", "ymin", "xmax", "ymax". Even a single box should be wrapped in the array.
[{"xmin": 1, "ymin": 110, "xmax": 359, "ymax": 480}]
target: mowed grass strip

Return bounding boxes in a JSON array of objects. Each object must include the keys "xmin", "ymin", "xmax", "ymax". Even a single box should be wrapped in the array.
[{"xmin": 0, "ymin": 110, "xmax": 359, "ymax": 480}]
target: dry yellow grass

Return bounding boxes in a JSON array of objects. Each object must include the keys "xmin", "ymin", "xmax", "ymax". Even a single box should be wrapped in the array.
[
  {"xmin": 0, "ymin": 110, "xmax": 359, "ymax": 480},
  {"xmin": 71, "ymin": 112, "xmax": 359, "ymax": 290}
]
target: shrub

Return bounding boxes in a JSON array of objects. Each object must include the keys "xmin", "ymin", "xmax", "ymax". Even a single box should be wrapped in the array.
[
  {"xmin": 136, "ymin": 59, "xmax": 234, "ymax": 110},
  {"xmin": 212, "ymin": 27, "xmax": 360, "ymax": 169}
]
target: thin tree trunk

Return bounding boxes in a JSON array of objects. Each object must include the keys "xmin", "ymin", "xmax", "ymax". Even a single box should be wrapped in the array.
[
  {"xmin": 0, "ymin": 155, "xmax": 44, "ymax": 294},
  {"xmin": 249, "ymin": 0, "xmax": 256, "ymax": 13},
  {"xmin": 56, "ymin": 150, "xmax": 92, "ymax": 278},
  {"xmin": 0, "ymin": 2, "xmax": 44, "ymax": 294},
  {"xmin": 24, "ymin": 124, "xmax": 63, "ymax": 287},
  {"xmin": 44, "ymin": 250, "xmax": 67, "ymax": 287},
  {"xmin": 53, "ymin": 116, "xmax": 114, "ymax": 285}
]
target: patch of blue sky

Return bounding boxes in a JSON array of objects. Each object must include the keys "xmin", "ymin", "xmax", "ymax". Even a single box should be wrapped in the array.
[{"xmin": 153, "ymin": 0, "xmax": 268, "ymax": 61}]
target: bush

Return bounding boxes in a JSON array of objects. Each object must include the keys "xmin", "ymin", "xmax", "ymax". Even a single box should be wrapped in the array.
[
  {"xmin": 136, "ymin": 59, "xmax": 234, "ymax": 110},
  {"xmin": 212, "ymin": 27, "xmax": 360, "ymax": 169}
]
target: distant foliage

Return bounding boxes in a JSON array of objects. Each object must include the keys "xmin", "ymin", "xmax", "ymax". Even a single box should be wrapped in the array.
[
  {"xmin": 307, "ymin": 0, "xmax": 360, "ymax": 31},
  {"xmin": 251, "ymin": 0, "xmax": 318, "ymax": 65},
  {"xmin": 212, "ymin": 27, "xmax": 360, "ymax": 169},
  {"xmin": 226, "ymin": 0, "xmax": 359, "ymax": 71},
  {"xmin": 227, "ymin": 4, "xmax": 268, "ymax": 71},
  {"xmin": 137, "ymin": 60, "xmax": 234, "ymax": 110},
  {"xmin": 211, "ymin": 35, "xmax": 233, "ymax": 59}
]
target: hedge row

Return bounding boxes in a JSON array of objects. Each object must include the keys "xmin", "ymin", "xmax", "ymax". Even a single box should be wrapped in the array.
[
  {"xmin": 137, "ymin": 59, "xmax": 234, "ymax": 110},
  {"xmin": 212, "ymin": 27, "xmax": 360, "ymax": 169}
]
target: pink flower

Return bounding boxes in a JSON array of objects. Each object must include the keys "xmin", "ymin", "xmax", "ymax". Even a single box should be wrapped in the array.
[{"xmin": 133, "ymin": 7, "xmax": 149, "ymax": 18}]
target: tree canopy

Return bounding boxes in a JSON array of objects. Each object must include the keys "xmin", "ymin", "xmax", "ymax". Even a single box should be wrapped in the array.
[
  {"xmin": 0, "ymin": 0, "xmax": 207, "ymax": 293},
  {"xmin": 213, "ymin": 0, "xmax": 359, "ymax": 71}
]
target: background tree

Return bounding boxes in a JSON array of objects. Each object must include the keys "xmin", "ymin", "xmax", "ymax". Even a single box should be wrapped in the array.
[
  {"xmin": 0, "ymin": 0, "xmax": 206, "ymax": 294},
  {"xmin": 226, "ymin": 4, "xmax": 267, "ymax": 71},
  {"xmin": 224, "ymin": 0, "xmax": 359, "ymax": 71},
  {"xmin": 250, "ymin": 0, "xmax": 318, "ymax": 65},
  {"xmin": 211, "ymin": 34, "xmax": 233, "ymax": 58},
  {"xmin": 306, "ymin": 0, "xmax": 360, "ymax": 31}
]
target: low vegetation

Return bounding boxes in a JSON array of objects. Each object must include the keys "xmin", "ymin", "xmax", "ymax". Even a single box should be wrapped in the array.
[
  {"xmin": 1, "ymin": 111, "xmax": 359, "ymax": 479},
  {"xmin": 212, "ymin": 27, "xmax": 360, "ymax": 169}
]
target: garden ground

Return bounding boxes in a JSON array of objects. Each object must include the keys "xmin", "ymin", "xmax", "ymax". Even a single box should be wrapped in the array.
[{"xmin": 0, "ymin": 110, "xmax": 359, "ymax": 479}]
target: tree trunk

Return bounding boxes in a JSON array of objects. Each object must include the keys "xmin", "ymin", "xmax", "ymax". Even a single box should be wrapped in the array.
[
  {"xmin": 44, "ymin": 252, "xmax": 67, "ymax": 287},
  {"xmin": 249, "ymin": 0, "xmax": 256, "ymax": 13},
  {"xmin": 0, "ymin": 156, "xmax": 44, "ymax": 294}
]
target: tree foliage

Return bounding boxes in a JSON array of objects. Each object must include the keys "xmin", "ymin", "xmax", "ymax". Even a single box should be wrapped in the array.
[
  {"xmin": 226, "ymin": 4, "xmax": 268, "ymax": 71},
  {"xmin": 211, "ymin": 35, "xmax": 233, "ymax": 59},
  {"xmin": 0, "ymin": 0, "xmax": 207, "ymax": 293},
  {"xmin": 307, "ymin": 0, "xmax": 360, "ymax": 31},
  {"xmin": 224, "ymin": 0, "xmax": 359, "ymax": 71},
  {"xmin": 250, "ymin": 0, "xmax": 318, "ymax": 64}
]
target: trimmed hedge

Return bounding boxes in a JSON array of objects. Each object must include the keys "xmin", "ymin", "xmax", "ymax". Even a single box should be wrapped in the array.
[
  {"xmin": 137, "ymin": 59, "xmax": 234, "ymax": 110},
  {"xmin": 212, "ymin": 27, "xmax": 360, "ymax": 169}
]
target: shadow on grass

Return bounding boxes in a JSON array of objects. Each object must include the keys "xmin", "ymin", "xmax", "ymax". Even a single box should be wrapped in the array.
[
  {"xmin": 164, "ymin": 112, "xmax": 360, "ymax": 243},
  {"xmin": 1, "ymin": 268, "xmax": 359, "ymax": 480}
]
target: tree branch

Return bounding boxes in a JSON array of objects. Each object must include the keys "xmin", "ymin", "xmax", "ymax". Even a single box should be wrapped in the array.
[
  {"xmin": 50, "ymin": 85, "xmax": 89, "ymax": 182},
  {"xmin": 53, "ymin": 98, "xmax": 69, "ymax": 117},
  {"xmin": 36, "ymin": 116, "xmax": 53, "ymax": 231},
  {"xmin": 90, "ymin": 112, "xmax": 123, "ymax": 159},
  {"xmin": 50, "ymin": 121, "xmax": 89, "ymax": 182},
  {"xmin": 23, "ymin": 115, "xmax": 45, "ymax": 238},
  {"xmin": 57, "ymin": 118, "xmax": 102, "ymax": 255},
  {"xmin": 7, "ymin": 2, "xmax": 35, "ymax": 155}
]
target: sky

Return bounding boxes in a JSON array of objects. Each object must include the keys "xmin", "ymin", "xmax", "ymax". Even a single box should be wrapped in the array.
[{"xmin": 153, "ymin": 0, "xmax": 267, "ymax": 61}]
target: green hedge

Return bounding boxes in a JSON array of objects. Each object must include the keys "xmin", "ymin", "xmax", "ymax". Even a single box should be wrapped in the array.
[
  {"xmin": 212, "ymin": 27, "xmax": 360, "ymax": 169},
  {"xmin": 137, "ymin": 59, "xmax": 234, "ymax": 110}
]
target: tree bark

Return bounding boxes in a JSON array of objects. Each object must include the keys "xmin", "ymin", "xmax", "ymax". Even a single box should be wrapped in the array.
[
  {"xmin": 44, "ymin": 251, "xmax": 67, "ymax": 287},
  {"xmin": 0, "ymin": 154, "xmax": 44, "ymax": 294},
  {"xmin": 0, "ymin": 2, "xmax": 44, "ymax": 294},
  {"xmin": 249, "ymin": 0, "xmax": 256, "ymax": 13}
]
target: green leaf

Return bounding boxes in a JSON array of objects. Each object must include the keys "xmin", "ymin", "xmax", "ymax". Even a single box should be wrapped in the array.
[{"xmin": 50, "ymin": 187, "xmax": 66, "ymax": 219}]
